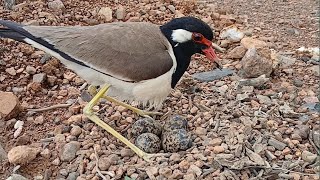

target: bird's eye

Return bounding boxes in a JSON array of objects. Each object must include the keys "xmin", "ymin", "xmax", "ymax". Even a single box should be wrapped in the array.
[{"xmin": 192, "ymin": 33, "xmax": 203, "ymax": 42}]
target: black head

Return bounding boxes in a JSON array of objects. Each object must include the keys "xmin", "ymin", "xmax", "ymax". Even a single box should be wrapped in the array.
[
  {"xmin": 160, "ymin": 17, "xmax": 219, "ymax": 88},
  {"xmin": 160, "ymin": 17, "xmax": 217, "ymax": 62}
]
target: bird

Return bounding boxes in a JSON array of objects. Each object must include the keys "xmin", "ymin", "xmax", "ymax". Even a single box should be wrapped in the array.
[{"xmin": 0, "ymin": 17, "xmax": 220, "ymax": 161}]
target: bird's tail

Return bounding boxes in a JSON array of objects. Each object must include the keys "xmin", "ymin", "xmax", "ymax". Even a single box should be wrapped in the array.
[{"xmin": 0, "ymin": 20, "xmax": 26, "ymax": 42}]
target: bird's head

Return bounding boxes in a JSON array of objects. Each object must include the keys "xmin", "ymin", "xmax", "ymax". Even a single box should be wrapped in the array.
[{"xmin": 161, "ymin": 17, "xmax": 220, "ymax": 67}]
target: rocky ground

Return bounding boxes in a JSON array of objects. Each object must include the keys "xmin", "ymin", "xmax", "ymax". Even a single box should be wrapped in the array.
[{"xmin": 0, "ymin": 0, "xmax": 319, "ymax": 179}]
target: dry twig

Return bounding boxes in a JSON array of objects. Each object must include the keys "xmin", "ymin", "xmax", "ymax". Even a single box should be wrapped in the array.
[
  {"xmin": 27, "ymin": 103, "xmax": 72, "ymax": 112},
  {"xmin": 94, "ymin": 147, "xmax": 108, "ymax": 180}
]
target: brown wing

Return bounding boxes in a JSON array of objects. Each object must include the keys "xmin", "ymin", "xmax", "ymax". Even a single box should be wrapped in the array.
[{"xmin": 24, "ymin": 22, "xmax": 173, "ymax": 81}]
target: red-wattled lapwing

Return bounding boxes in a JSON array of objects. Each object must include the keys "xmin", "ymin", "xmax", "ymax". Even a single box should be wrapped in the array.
[{"xmin": 0, "ymin": 17, "xmax": 221, "ymax": 161}]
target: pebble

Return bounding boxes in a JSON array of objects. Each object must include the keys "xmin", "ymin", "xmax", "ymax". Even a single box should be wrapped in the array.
[
  {"xmin": 210, "ymin": 138, "xmax": 223, "ymax": 146},
  {"xmin": 227, "ymin": 45, "xmax": 247, "ymax": 59},
  {"xmin": 301, "ymin": 150, "xmax": 317, "ymax": 163},
  {"xmin": 257, "ymin": 95, "xmax": 271, "ymax": 104},
  {"xmin": 8, "ymin": 145, "xmax": 40, "ymax": 165},
  {"xmin": 51, "ymin": 157, "xmax": 60, "ymax": 166},
  {"xmin": 60, "ymin": 141, "xmax": 80, "ymax": 162},
  {"xmin": 194, "ymin": 127, "xmax": 207, "ymax": 136},
  {"xmin": 5, "ymin": 67, "xmax": 16, "ymax": 76},
  {"xmin": 268, "ymin": 138, "xmax": 286, "ymax": 150},
  {"xmin": 98, "ymin": 156, "xmax": 111, "ymax": 171},
  {"xmin": 213, "ymin": 146, "xmax": 225, "ymax": 153},
  {"xmin": 240, "ymin": 48, "xmax": 273, "ymax": 78},
  {"xmin": 192, "ymin": 68, "xmax": 234, "ymax": 82},
  {"xmin": 48, "ymin": 0, "xmax": 65, "ymax": 11},
  {"xmin": 293, "ymin": 79, "xmax": 303, "ymax": 87},
  {"xmin": 99, "ymin": 7, "xmax": 113, "ymax": 21},
  {"xmin": 294, "ymin": 125, "xmax": 310, "ymax": 140},
  {"xmin": 34, "ymin": 115, "xmax": 44, "ymax": 125},
  {"xmin": 116, "ymin": 5, "xmax": 125, "ymax": 20},
  {"xmin": 6, "ymin": 174, "xmax": 28, "ymax": 180},
  {"xmin": 70, "ymin": 126, "xmax": 82, "ymax": 136},
  {"xmin": 0, "ymin": 91, "xmax": 21, "ymax": 120},
  {"xmin": 40, "ymin": 148, "xmax": 51, "ymax": 159},
  {"xmin": 187, "ymin": 164, "xmax": 202, "ymax": 177},
  {"xmin": 159, "ymin": 167, "xmax": 172, "ymax": 178},
  {"xmin": 241, "ymin": 37, "xmax": 267, "ymax": 49},
  {"xmin": 33, "ymin": 73, "xmax": 46, "ymax": 83},
  {"xmin": 167, "ymin": 5, "xmax": 175, "ymax": 13},
  {"xmin": 0, "ymin": 143, "xmax": 7, "ymax": 161},
  {"xmin": 67, "ymin": 172, "xmax": 79, "ymax": 180},
  {"xmin": 25, "ymin": 66, "xmax": 36, "ymax": 74},
  {"xmin": 220, "ymin": 26, "xmax": 244, "ymax": 42},
  {"xmin": 120, "ymin": 148, "xmax": 134, "ymax": 157}
]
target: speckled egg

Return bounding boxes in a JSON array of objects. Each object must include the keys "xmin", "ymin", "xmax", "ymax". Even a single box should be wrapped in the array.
[
  {"xmin": 131, "ymin": 118, "xmax": 162, "ymax": 137},
  {"xmin": 163, "ymin": 115, "xmax": 188, "ymax": 131},
  {"xmin": 161, "ymin": 129, "xmax": 192, "ymax": 152},
  {"xmin": 135, "ymin": 133, "xmax": 161, "ymax": 153}
]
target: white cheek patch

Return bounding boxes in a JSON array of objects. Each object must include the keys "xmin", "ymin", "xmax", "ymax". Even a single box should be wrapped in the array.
[{"xmin": 171, "ymin": 29, "xmax": 193, "ymax": 43}]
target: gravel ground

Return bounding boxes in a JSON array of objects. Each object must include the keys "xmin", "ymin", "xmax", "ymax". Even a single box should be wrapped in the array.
[{"xmin": 0, "ymin": 0, "xmax": 319, "ymax": 179}]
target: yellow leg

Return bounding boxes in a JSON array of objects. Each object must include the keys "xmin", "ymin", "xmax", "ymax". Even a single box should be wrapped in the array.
[
  {"xmin": 83, "ymin": 84, "xmax": 165, "ymax": 161},
  {"xmin": 87, "ymin": 85, "xmax": 162, "ymax": 118}
]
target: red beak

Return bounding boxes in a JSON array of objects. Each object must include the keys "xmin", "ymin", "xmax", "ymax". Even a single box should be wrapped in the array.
[
  {"xmin": 202, "ymin": 46, "xmax": 218, "ymax": 62},
  {"xmin": 201, "ymin": 38, "xmax": 223, "ymax": 69}
]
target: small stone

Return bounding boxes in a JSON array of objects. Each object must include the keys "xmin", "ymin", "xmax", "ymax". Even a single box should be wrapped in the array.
[
  {"xmin": 167, "ymin": 5, "xmax": 176, "ymax": 13},
  {"xmin": 171, "ymin": 169, "xmax": 183, "ymax": 179},
  {"xmin": 60, "ymin": 141, "xmax": 80, "ymax": 162},
  {"xmin": 239, "ymin": 74, "xmax": 270, "ymax": 87},
  {"xmin": 240, "ymin": 48, "xmax": 273, "ymax": 78},
  {"xmin": 99, "ymin": 7, "xmax": 113, "ymax": 21},
  {"xmin": 210, "ymin": 138, "xmax": 223, "ymax": 146},
  {"xmin": 48, "ymin": 0, "xmax": 65, "ymax": 11},
  {"xmin": 120, "ymin": 148, "xmax": 134, "ymax": 157},
  {"xmin": 135, "ymin": 133, "xmax": 161, "ymax": 153},
  {"xmin": 276, "ymin": 54, "xmax": 296, "ymax": 68},
  {"xmin": 8, "ymin": 145, "xmax": 40, "ymax": 165},
  {"xmin": 98, "ymin": 156, "xmax": 111, "ymax": 171},
  {"xmin": 309, "ymin": 65, "xmax": 320, "ymax": 76},
  {"xmin": 190, "ymin": 106, "xmax": 198, "ymax": 114},
  {"xmin": 265, "ymin": 150, "xmax": 276, "ymax": 160},
  {"xmin": 220, "ymin": 26, "xmax": 244, "ymax": 42},
  {"xmin": 257, "ymin": 95, "xmax": 271, "ymax": 104},
  {"xmin": 213, "ymin": 146, "xmax": 225, "ymax": 153},
  {"xmin": 293, "ymin": 79, "xmax": 303, "ymax": 87},
  {"xmin": 294, "ymin": 125, "xmax": 310, "ymax": 140},
  {"xmin": 241, "ymin": 37, "xmax": 267, "ymax": 49},
  {"xmin": 6, "ymin": 67, "xmax": 16, "ymax": 76},
  {"xmin": 159, "ymin": 167, "xmax": 172, "ymax": 178},
  {"xmin": 236, "ymin": 93, "xmax": 249, "ymax": 101},
  {"xmin": 0, "ymin": 143, "xmax": 7, "ymax": 161},
  {"xmin": 33, "ymin": 73, "xmax": 46, "ymax": 83},
  {"xmin": 301, "ymin": 150, "xmax": 317, "ymax": 163},
  {"xmin": 25, "ymin": 66, "xmax": 36, "ymax": 74},
  {"xmin": 51, "ymin": 157, "xmax": 60, "ymax": 166},
  {"xmin": 194, "ymin": 127, "xmax": 207, "ymax": 136},
  {"xmin": 0, "ymin": 91, "xmax": 21, "ymax": 120},
  {"xmin": 169, "ymin": 153, "xmax": 181, "ymax": 162},
  {"xmin": 116, "ymin": 5, "xmax": 125, "ymax": 20},
  {"xmin": 192, "ymin": 68, "xmax": 234, "ymax": 82},
  {"xmin": 227, "ymin": 46, "xmax": 247, "ymax": 59},
  {"xmin": 59, "ymin": 169, "xmax": 68, "ymax": 176},
  {"xmin": 6, "ymin": 174, "xmax": 28, "ymax": 180},
  {"xmin": 70, "ymin": 126, "xmax": 82, "ymax": 136},
  {"xmin": 282, "ymin": 147, "xmax": 291, "ymax": 155},
  {"xmin": 67, "ymin": 172, "xmax": 79, "ymax": 180},
  {"xmin": 40, "ymin": 148, "xmax": 51, "ymax": 159},
  {"xmin": 303, "ymin": 96, "xmax": 319, "ymax": 103},
  {"xmin": 184, "ymin": 173, "xmax": 195, "ymax": 180},
  {"xmin": 268, "ymin": 138, "xmax": 286, "ymax": 150},
  {"xmin": 34, "ymin": 115, "xmax": 44, "ymax": 125},
  {"xmin": 187, "ymin": 164, "xmax": 202, "ymax": 177},
  {"xmin": 65, "ymin": 114, "xmax": 83, "ymax": 125}
]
